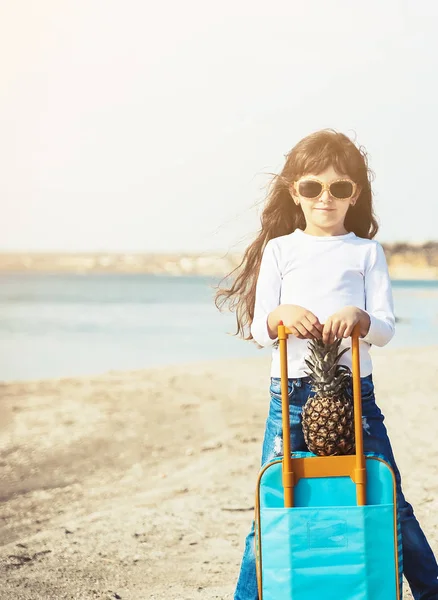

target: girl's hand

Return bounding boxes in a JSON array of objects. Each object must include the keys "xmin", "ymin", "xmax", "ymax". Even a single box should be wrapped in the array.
[
  {"xmin": 268, "ymin": 304, "xmax": 323, "ymax": 340},
  {"xmin": 322, "ymin": 306, "xmax": 371, "ymax": 344}
]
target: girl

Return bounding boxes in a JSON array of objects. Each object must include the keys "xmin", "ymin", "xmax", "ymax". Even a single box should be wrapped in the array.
[{"xmin": 215, "ymin": 130, "xmax": 438, "ymax": 600}]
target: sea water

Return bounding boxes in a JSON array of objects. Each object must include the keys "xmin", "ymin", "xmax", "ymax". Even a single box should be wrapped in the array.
[{"xmin": 0, "ymin": 273, "xmax": 437, "ymax": 382}]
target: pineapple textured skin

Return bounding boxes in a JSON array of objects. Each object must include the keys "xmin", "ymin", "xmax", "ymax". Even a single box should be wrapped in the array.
[{"xmin": 302, "ymin": 338, "xmax": 355, "ymax": 456}]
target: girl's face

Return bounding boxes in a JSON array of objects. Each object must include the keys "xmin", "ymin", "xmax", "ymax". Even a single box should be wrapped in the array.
[{"xmin": 290, "ymin": 165, "xmax": 361, "ymax": 237}]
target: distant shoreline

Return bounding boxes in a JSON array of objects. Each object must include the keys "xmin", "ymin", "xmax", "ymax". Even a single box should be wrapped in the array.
[{"xmin": 0, "ymin": 243, "xmax": 437, "ymax": 279}]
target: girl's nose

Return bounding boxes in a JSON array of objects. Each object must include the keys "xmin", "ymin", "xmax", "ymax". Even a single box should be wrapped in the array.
[{"xmin": 320, "ymin": 190, "xmax": 332, "ymax": 204}]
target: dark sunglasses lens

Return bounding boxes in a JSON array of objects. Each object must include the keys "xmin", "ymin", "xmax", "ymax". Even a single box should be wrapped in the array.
[
  {"xmin": 330, "ymin": 181, "xmax": 354, "ymax": 199},
  {"xmin": 298, "ymin": 180, "xmax": 322, "ymax": 198}
]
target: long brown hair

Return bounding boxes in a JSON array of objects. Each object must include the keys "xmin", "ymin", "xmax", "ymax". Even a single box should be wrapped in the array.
[{"xmin": 214, "ymin": 129, "xmax": 379, "ymax": 342}]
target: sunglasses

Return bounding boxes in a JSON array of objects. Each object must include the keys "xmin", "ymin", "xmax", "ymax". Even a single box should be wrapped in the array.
[{"xmin": 293, "ymin": 177, "xmax": 357, "ymax": 200}]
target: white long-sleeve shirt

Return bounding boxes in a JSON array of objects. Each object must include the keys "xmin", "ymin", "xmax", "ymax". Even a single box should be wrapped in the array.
[{"xmin": 250, "ymin": 228, "xmax": 395, "ymax": 378}]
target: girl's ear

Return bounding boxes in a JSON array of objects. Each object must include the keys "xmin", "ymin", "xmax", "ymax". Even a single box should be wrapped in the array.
[
  {"xmin": 354, "ymin": 185, "xmax": 362, "ymax": 202},
  {"xmin": 289, "ymin": 183, "xmax": 300, "ymax": 205}
]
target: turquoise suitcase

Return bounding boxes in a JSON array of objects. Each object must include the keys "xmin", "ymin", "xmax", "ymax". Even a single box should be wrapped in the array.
[{"xmin": 255, "ymin": 324, "xmax": 403, "ymax": 599}]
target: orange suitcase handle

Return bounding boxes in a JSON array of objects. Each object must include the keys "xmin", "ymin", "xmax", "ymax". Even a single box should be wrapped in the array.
[{"xmin": 278, "ymin": 322, "xmax": 366, "ymax": 507}]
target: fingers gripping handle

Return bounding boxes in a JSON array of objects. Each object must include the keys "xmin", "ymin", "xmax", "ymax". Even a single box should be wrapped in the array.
[{"xmin": 277, "ymin": 322, "xmax": 365, "ymax": 507}]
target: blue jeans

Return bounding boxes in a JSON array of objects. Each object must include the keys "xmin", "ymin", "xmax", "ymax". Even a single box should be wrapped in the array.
[{"xmin": 234, "ymin": 375, "xmax": 438, "ymax": 600}]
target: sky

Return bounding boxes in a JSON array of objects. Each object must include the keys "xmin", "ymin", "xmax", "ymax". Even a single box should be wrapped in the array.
[{"xmin": 1, "ymin": 0, "xmax": 438, "ymax": 253}]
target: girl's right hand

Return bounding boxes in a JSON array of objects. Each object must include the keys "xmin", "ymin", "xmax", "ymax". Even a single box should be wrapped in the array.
[{"xmin": 268, "ymin": 304, "xmax": 323, "ymax": 340}]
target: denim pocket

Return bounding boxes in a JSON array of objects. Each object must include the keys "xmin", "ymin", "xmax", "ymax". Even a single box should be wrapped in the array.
[
  {"xmin": 345, "ymin": 375, "xmax": 375, "ymax": 403},
  {"xmin": 269, "ymin": 377, "xmax": 294, "ymax": 402}
]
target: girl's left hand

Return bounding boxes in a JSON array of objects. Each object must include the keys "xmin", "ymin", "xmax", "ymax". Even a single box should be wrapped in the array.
[{"xmin": 322, "ymin": 306, "xmax": 370, "ymax": 345}]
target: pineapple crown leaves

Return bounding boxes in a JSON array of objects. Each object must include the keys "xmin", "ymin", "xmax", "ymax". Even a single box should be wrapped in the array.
[{"xmin": 304, "ymin": 337, "xmax": 352, "ymax": 396}]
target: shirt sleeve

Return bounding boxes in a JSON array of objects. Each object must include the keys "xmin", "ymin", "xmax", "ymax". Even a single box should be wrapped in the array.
[
  {"xmin": 250, "ymin": 239, "xmax": 282, "ymax": 347},
  {"xmin": 360, "ymin": 241, "xmax": 395, "ymax": 347}
]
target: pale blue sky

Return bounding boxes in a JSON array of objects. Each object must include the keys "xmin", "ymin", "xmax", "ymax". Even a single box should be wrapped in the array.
[{"xmin": 1, "ymin": 1, "xmax": 438, "ymax": 253}]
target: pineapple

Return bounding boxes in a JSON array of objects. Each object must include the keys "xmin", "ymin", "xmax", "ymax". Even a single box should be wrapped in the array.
[{"xmin": 301, "ymin": 337, "xmax": 355, "ymax": 456}]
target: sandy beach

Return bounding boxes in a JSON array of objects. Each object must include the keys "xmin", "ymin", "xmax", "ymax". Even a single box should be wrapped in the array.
[{"xmin": 1, "ymin": 345, "xmax": 437, "ymax": 600}]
